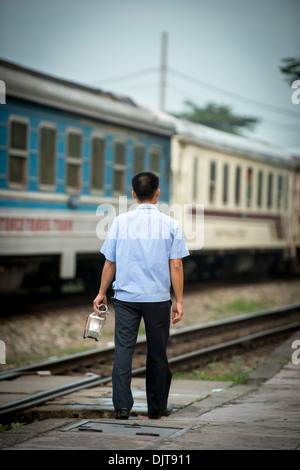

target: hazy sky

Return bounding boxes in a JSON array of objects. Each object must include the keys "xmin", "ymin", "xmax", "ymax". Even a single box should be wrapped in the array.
[{"xmin": 1, "ymin": 0, "xmax": 299, "ymax": 155}]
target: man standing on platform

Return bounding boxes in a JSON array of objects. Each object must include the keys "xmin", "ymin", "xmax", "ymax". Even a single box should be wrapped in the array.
[{"xmin": 93, "ymin": 172, "xmax": 189, "ymax": 419}]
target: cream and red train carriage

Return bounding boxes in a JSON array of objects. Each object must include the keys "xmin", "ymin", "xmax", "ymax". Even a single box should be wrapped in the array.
[{"xmin": 169, "ymin": 117, "xmax": 300, "ymax": 279}]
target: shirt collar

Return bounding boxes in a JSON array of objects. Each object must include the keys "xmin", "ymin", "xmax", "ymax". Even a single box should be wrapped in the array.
[{"xmin": 136, "ymin": 203, "xmax": 159, "ymax": 211}]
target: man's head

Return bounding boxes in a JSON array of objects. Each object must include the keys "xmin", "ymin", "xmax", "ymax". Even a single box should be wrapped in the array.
[{"xmin": 132, "ymin": 172, "xmax": 160, "ymax": 203}]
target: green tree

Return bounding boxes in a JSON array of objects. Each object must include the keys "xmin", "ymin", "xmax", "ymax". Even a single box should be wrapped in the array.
[
  {"xmin": 280, "ymin": 57, "xmax": 300, "ymax": 85},
  {"xmin": 172, "ymin": 101, "xmax": 259, "ymax": 135}
]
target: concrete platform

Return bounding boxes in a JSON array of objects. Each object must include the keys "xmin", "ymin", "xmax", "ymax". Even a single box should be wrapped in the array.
[
  {"xmin": 0, "ymin": 332, "xmax": 299, "ymax": 451},
  {"xmin": 13, "ymin": 377, "xmax": 232, "ymax": 421}
]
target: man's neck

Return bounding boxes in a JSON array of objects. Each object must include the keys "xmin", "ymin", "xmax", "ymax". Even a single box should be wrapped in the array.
[{"xmin": 138, "ymin": 200, "xmax": 156, "ymax": 205}]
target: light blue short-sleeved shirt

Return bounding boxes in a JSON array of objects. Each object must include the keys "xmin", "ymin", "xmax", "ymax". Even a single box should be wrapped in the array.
[{"xmin": 100, "ymin": 203, "xmax": 189, "ymax": 302}]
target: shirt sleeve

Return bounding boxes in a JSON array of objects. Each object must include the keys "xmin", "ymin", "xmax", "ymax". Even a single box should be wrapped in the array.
[
  {"xmin": 169, "ymin": 223, "xmax": 190, "ymax": 260},
  {"xmin": 100, "ymin": 218, "xmax": 117, "ymax": 262}
]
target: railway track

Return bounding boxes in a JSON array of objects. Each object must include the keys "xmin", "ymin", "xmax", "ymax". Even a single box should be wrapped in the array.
[{"xmin": 1, "ymin": 302, "xmax": 300, "ymax": 421}]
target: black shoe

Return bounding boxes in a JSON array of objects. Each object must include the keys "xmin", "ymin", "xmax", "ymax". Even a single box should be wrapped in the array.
[
  {"xmin": 148, "ymin": 414, "xmax": 161, "ymax": 419},
  {"xmin": 162, "ymin": 404, "xmax": 174, "ymax": 416},
  {"xmin": 115, "ymin": 408, "xmax": 130, "ymax": 419},
  {"xmin": 149, "ymin": 404, "xmax": 174, "ymax": 419}
]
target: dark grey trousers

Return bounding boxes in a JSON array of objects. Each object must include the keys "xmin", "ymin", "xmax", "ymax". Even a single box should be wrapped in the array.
[{"xmin": 112, "ymin": 299, "xmax": 172, "ymax": 416}]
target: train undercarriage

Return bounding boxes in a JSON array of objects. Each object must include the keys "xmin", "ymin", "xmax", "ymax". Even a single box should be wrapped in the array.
[
  {"xmin": 0, "ymin": 247, "xmax": 298, "ymax": 295},
  {"xmin": 183, "ymin": 248, "xmax": 297, "ymax": 283}
]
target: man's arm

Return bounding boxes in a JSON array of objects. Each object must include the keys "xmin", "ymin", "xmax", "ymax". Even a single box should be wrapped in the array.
[
  {"xmin": 169, "ymin": 258, "xmax": 184, "ymax": 324},
  {"xmin": 93, "ymin": 259, "xmax": 116, "ymax": 313}
]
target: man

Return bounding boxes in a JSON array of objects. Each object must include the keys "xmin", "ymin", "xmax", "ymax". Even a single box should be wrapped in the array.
[{"xmin": 93, "ymin": 172, "xmax": 189, "ymax": 419}]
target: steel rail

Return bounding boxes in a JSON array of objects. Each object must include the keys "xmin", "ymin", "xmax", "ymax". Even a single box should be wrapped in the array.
[
  {"xmin": 168, "ymin": 320, "xmax": 300, "ymax": 369},
  {"xmin": 0, "ymin": 319, "xmax": 299, "ymax": 421},
  {"xmin": 168, "ymin": 302, "xmax": 300, "ymax": 341},
  {"xmin": 0, "ymin": 374, "xmax": 106, "ymax": 417},
  {"xmin": 1, "ymin": 302, "xmax": 300, "ymax": 381}
]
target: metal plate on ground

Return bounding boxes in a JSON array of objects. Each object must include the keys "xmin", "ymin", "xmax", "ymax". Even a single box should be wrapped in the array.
[{"xmin": 62, "ymin": 420, "xmax": 188, "ymax": 438}]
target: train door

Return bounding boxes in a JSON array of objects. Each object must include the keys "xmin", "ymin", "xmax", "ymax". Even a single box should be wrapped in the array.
[{"xmin": 291, "ymin": 157, "xmax": 300, "ymax": 272}]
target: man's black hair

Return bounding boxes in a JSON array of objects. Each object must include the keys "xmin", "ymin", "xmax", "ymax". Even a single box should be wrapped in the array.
[{"xmin": 132, "ymin": 172, "xmax": 159, "ymax": 202}]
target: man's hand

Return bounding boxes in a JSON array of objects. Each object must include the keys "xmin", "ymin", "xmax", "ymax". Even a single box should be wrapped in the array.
[
  {"xmin": 93, "ymin": 259, "xmax": 116, "ymax": 314},
  {"xmin": 169, "ymin": 258, "xmax": 184, "ymax": 324},
  {"xmin": 93, "ymin": 292, "xmax": 107, "ymax": 314},
  {"xmin": 171, "ymin": 301, "xmax": 183, "ymax": 324}
]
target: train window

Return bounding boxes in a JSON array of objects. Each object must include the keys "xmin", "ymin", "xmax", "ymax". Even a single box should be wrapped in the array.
[
  {"xmin": 8, "ymin": 118, "xmax": 28, "ymax": 187},
  {"xmin": 277, "ymin": 174, "xmax": 283, "ymax": 210},
  {"xmin": 68, "ymin": 133, "xmax": 81, "ymax": 159},
  {"xmin": 209, "ymin": 161, "xmax": 216, "ymax": 203},
  {"xmin": 133, "ymin": 144, "xmax": 145, "ymax": 175},
  {"xmin": 150, "ymin": 147, "xmax": 160, "ymax": 174},
  {"xmin": 257, "ymin": 170, "xmax": 263, "ymax": 208},
  {"xmin": 113, "ymin": 141, "xmax": 126, "ymax": 193},
  {"xmin": 114, "ymin": 141, "xmax": 126, "ymax": 165},
  {"xmin": 223, "ymin": 163, "xmax": 229, "ymax": 204},
  {"xmin": 246, "ymin": 167, "xmax": 253, "ymax": 207},
  {"xmin": 284, "ymin": 175, "xmax": 289, "ymax": 209},
  {"xmin": 267, "ymin": 172, "xmax": 273, "ymax": 209},
  {"xmin": 91, "ymin": 137, "xmax": 105, "ymax": 191},
  {"xmin": 192, "ymin": 157, "xmax": 198, "ymax": 201},
  {"xmin": 66, "ymin": 130, "xmax": 82, "ymax": 192},
  {"xmin": 235, "ymin": 166, "xmax": 241, "ymax": 206},
  {"xmin": 39, "ymin": 125, "xmax": 56, "ymax": 187}
]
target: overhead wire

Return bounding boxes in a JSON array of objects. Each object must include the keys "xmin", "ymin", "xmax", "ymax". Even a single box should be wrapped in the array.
[
  {"xmin": 90, "ymin": 67, "xmax": 159, "ymax": 85},
  {"xmin": 168, "ymin": 67, "xmax": 300, "ymax": 120},
  {"xmin": 167, "ymin": 81, "xmax": 300, "ymax": 133},
  {"xmin": 91, "ymin": 65, "xmax": 300, "ymax": 120},
  {"xmin": 90, "ymin": 66, "xmax": 300, "ymax": 149}
]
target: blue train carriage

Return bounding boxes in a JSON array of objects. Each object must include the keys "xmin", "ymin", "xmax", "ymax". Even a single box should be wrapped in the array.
[{"xmin": 0, "ymin": 60, "xmax": 174, "ymax": 293}]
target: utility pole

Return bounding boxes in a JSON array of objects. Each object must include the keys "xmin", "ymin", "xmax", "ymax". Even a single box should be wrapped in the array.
[{"xmin": 159, "ymin": 32, "xmax": 168, "ymax": 111}]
